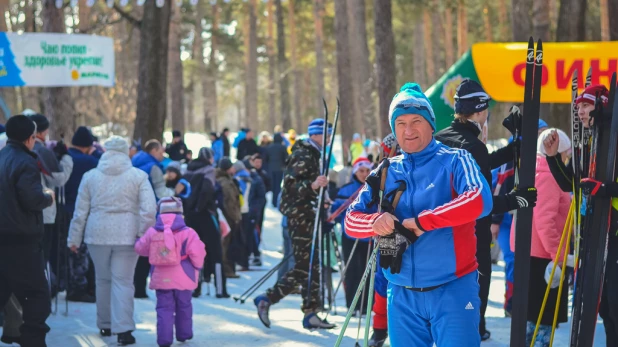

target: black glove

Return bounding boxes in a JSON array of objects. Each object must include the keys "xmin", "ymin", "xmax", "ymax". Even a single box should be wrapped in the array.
[
  {"xmin": 53, "ymin": 140, "xmax": 69, "ymax": 160},
  {"xmin": 503, "ymin": 105, "xmax": 523, "ymax": 137},
  {"xmin": 378, "ymin": 221, "xmax": 419, "ymax": 274},
  {"xmin": 506, "ymin": 187, "xmax": 537, "ymax": 210}
]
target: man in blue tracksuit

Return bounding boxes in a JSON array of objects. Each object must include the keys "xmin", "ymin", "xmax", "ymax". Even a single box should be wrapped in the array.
[{"xmin": 345, "ymin": 83, "xmax": 493, "ymax": 347}]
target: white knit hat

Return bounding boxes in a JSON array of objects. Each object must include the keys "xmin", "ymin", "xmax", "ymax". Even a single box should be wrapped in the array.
[
  {"xmin": 158, "ymin": 197, "xmax": 183, "ymax": 214},
  {"xmin": 537, "ymin": 128, "xmax": 571, "ymax": 157}
]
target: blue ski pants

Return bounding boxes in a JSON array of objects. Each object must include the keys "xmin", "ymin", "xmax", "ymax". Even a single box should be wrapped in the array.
[{"xmin": 387, "ymin": 271, "xmax": 481, "ymax": 347}]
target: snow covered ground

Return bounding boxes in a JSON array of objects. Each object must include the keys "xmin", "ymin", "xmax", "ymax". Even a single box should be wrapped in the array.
[{"xmin": 1, "ymin": 200, "xmax": 608, "ymax": 346}]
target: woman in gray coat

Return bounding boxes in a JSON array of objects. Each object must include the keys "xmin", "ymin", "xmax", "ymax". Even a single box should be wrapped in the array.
[{"xmin": 68, "ymin": 136, "xmax": 156, "ymax": 345}]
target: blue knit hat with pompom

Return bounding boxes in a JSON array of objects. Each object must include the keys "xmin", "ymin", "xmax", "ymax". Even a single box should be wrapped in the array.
[{"xmin": 389, "ymin": 83, "xmax": 436, "ymax": 134}]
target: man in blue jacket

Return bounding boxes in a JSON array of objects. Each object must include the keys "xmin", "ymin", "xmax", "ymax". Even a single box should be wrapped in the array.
[{"xmin": 345, "ymin": 83, "xmax": 493, "ymax": 347}]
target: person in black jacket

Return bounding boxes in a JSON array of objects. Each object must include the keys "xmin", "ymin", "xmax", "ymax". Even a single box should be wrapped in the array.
[
  {"xmin": 244, "ymin": 154, "xmax": 268, "ymax": 266},
  {"xmin": 264, "ymin": 133, "xmax": 289, "ymax": 208},
  {"xmin": 237, "ymin": 129, "xmax": 260, "ymax": 160},
  {"xmin": 0, "ymin": 115, "xmax": 55, "ymax": 347},
  {"xmin": 183, "ymin": 147, "xmax": 229, "ymax": 299},
  {"xmin": 221, "ymin": 128, "xmax": 231, "ymax": 157},
  {"xmin": 165, "ymin": 130, "xmax": 189, "ymax": 162},
  {"xmin": 435, "ymin": 79, "xmax": 537, "ymax": 341}
]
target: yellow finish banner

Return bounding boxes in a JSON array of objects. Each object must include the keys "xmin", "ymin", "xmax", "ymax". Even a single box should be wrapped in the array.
[{"xmin": 472, "ymin": 42, "xmax": 618, "ymax": 103}]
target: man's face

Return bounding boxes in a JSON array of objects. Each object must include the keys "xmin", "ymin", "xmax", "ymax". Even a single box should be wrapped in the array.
[
  {"xmin": 36, "ymin": 129, "xmax": 49, "ymax": 141},
  {"xmin": 227, "ymin": 167, "xmax": 236, "ymax": 175},
  {"xmin": 578, "ymin": 102, "xmax": 595, "ymax": 128},
  {"xmin": 246, "ymin": 131, "xmax": 254, "ymax": 139},
  {"xmin": 223, "ymin": 131, "xmax": 229, "ymax": 137},
  {"xmin": 151, "ymin": 145, "xmax": 165, "ymax": 161},
  {"xmin": 355, "ymin": 167, "xmax": 371, "ymax": 183},
  {"xmin": 251, "ymin": 158, "xmax": 263, "ymax": 170},
  {"xmin": 25, "ymin": 134, "xmax": 36, "ymax": 150},
  {"xmin": 210, "ymin": 135, "xmax": 216, "ymax": 141},
  {"xmin": 394, "ymin": 114, "xmax": 433, "ymax": 154},
  {"xmin": 173, "ymin": 136, "xmax": 181, "ymax": 144}
]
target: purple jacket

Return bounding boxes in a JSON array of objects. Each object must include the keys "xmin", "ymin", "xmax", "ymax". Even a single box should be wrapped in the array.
[{"xmin": 134, "ymin": 213, "xmax": 206, "ymax": 291}]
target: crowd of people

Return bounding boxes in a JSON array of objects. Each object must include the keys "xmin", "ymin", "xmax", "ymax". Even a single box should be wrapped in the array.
[{"xmin": 0, "ymin": 79, "xmax": 617, "ymax": 347}]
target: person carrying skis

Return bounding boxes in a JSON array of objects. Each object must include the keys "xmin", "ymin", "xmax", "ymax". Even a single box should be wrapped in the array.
[
  {"xmin": 434, "ymin": 79, "xmax": 538, "ymax": 341},
  {"xmin": 543, "ymin": 84, "xmax": 618, "ymax": 346},
  {"xmin": 253, "ymin": 118, "xmax": 336, "ymax": 330},
  {"xmin": 344, "ymin": 83, "xmax": 493, "ymax": 347}
]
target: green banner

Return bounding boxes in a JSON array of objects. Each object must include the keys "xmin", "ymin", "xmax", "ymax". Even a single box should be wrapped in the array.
[{"xmin": 425, "ymin": 50, "xmax": 487, "ymax": 132}]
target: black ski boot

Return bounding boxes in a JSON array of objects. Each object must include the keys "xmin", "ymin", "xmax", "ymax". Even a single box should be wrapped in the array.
[
  {"xmin": 100, "ymin": 328, "xmax": 111, "ymax": 337},
  {"xmin": 368, "ymin": 328, "xmax": 388, "ymax": 347},
  {"xmin": 117, "ymin": 331, "xmax": 136, "ymax": 345}
]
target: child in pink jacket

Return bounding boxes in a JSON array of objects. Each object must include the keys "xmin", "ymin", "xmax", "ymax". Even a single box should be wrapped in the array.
[
  {"xmin": 134, "ymin": 197, "xmax": 206, "ymax": 347},
  {"xmin": 511, "ymin": 128, "xmax": 572, "ymax": 347}
]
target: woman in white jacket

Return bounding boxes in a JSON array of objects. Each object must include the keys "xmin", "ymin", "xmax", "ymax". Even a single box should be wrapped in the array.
[{"xmin": 68, "ymin": 136, "xmax": 156, "ymax": 345}]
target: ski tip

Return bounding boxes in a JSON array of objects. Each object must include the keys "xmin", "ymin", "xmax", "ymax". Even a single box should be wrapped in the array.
[{"xmin": 536, "ymin": 38, "xmax": 543, "ymax": 49}]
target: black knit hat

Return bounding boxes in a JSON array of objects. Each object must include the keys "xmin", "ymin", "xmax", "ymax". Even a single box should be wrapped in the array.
[
  {"xmin": 219, "ymin": 157, "xmax": 233, "ymax": 171},
  {"xmin": 72, "ymin": 126, "xmax": 94, "ymax": 147},
  {"xmin": 172, "ymin": 130, "xmax": 182, "ymax": 138},
  {"xmin": 454, "ymin": 79, "xmax": 491, "ymax": 115},
  {"xmin": 28, "ymin": 113, "xmax": 50, "ymax": 133},
  {"xmin": 6, "ymin": 115, "xmax": 36, "ymax": 142}
]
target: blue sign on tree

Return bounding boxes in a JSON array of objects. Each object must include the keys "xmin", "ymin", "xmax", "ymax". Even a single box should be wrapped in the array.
[{"xmin": 0, "ymin": 33, "xmax": 25, "ymax": 86}]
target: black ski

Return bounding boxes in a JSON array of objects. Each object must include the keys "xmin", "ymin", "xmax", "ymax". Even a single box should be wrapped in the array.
[
  {"xmin": 510, "ymin": 37, "xmax": 543, "ymax": 346},
  {"xmin": 570, "ymin": 72, "xmax": 618, "ymax": 347}
]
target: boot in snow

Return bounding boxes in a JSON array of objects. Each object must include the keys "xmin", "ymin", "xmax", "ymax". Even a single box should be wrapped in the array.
[
  {"xmin": 302, "ymin": 313, "xmax": 336, "ymax": 330},
  {"xmin": 254, "ymin": 295, "xmax": 271, "ymax": 328},
  {"xmin": 368, "ymin": 328, "xmax": 388, "ymax": 347},
  {"xmin": 117, "ymin": 331, "xmax": 136, "ymax": 345}
]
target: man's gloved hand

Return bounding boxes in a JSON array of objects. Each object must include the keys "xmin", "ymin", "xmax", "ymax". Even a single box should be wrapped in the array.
[
  {"xmin": 378, "ymin": 221, "xmax": 418, "ymax": 274},
  {"xmin": 506, "ymin": 187, "xmax": 537, "ymax": 210},
  {"xmin": 580, "ymin": 178, "xmax": 618, "ymax": 197},
  {"xmin": 53, "ymin": 140, "xmax": 69, "ymax": 160}
]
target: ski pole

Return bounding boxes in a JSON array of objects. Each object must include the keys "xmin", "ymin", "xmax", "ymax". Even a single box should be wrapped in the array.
[
  {"xmin": 327, "ymin": 238, "xmax": 359, "ymax": 319},
  {"xmin": 354, "ymin": 244, "xmax": 372, "ymax": 347},
  {"xmin": 530, "ymin": 201, "xmax": 574, "ymax": 346},
  {"xmin": 234, "ymin": 253, "xmax": 293, "ymax": 303},
  {"xmin": 334, "ymin": 247, "xmax": 378, "ymax": 347},
  {"xmin": 550, "ymin": 213, "xmax": 573, "ymax": 347},
  {"xmin": 363, "ymin": 243, "xmax": 378, "ymax": 347}
]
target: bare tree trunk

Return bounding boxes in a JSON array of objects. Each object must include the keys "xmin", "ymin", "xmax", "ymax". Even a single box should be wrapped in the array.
[
  {"xmin": 413, "ymin": 20, "xmax": 427, "ymax": 88},
  {"xmin": 499, "ymin": 0, "xmax": 509, "ymax": 40},
  {"xmin": 483, "ymin": 1, "xmax": 493, "ymax": 42},
  {"xmin": 133, "ymin": 0, "xmax": 172, "ymax": 144},
  {"xmin": 457, "ymin": 0, "xmax": 468, "ymax": 56},
  {"xmin": 246, "ymin": 0, "xmax": 258, "ymax": 128},
  {"xmin": 78, "ymin": 0, "xmax": 90, "ymax": 32},
  {"xmin": 191, "ymin": 2, "xmax": 205, "ymax": 131},
  {"xmin": 41, "ymin": 0, "xmax": 74, "ymax": 139},
  {"xmin": 600, "ymin": 0, "xmax": 610, "ymax": 40},
  {"xmin": 611, "ymin": 0, "xmax": 618, "ymax": 40},
  {"xmin": 207, "ymin": 2, "xmax": 219, "ymax": 132},
  {"xmin": 23, "ymin": 0, "xmax": 41, "ymax": 113},
  {"xmin": 334, "ymin": 0, "xmax": 355, "ymax": 164},
  {"xmin": 267, "ymin": 0, "xmax": 277, "ymax": 131},
  {"xmin": 431, "ymin": 0, "xmax": 446, "ymax": 76},
  {"xmin": 512, "ymin": 0, "xmax": 532, "ymax": 41},
  {"xmin": 168, "ymin": 4, "xmax": 184, "ymax": 134},
  {"xmin": 556, "ymin": 0, "xmax": 586, "ymax": 42},
  {"xmin": 288, "ymin": 0, "xmax": 303, "ymax": 131},
  {"xmin": 423, "ymin": 9, "xmax": 435, "ymax": 84},
  {"xmin": 348, "ymin": 0, "xmax": 375, "ymax": 139},
  {"xmin": 313, "ymin": 0, "xmax": 325, "ymax": 112},
  {"xmin": 373, "ymin": 0, "xmax": 397, "ymax": 138},
  {"xmin": 444, "ymin": 3, "xmax": 455, "ymax": 67},
  {"xmin": 275, "ymin": 0, "xmax": 291, "ymax": 131}
]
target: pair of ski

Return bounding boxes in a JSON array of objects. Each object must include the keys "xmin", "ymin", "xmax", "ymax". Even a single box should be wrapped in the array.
[{"xmin": 569, "ymin": 70, "xmax": 618, "ymax": 346}]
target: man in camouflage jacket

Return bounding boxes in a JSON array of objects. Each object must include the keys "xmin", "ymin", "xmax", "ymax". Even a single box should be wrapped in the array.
[{"xmin": 254, "ymin": 119, "xmax": 335, "ymax": 330}]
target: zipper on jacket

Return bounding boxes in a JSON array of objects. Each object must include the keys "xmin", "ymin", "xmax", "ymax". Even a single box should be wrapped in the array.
[{"xmin": 407, "ymin": 155, "xmax": 417, "ymax": 287}]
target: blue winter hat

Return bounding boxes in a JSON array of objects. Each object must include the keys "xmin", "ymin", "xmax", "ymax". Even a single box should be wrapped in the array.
[
  {"xmin": 538, "ymin": 119, "xmax": 548, "ymax": 129},
  {"xmin": 307, "ymin": 118, "xmax": 333, "ymax": 136},
  {"xmin": 389, "ymin": 83, "xmax": 436, "ymax": 134}
]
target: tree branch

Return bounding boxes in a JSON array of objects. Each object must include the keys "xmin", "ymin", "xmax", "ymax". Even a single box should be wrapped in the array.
[{"xmin": 112, "ymin": 3, "xmax": 141, "ymax": 28}]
